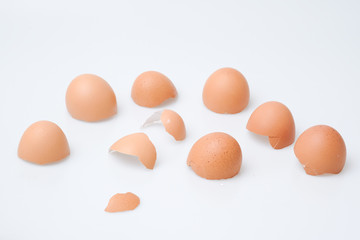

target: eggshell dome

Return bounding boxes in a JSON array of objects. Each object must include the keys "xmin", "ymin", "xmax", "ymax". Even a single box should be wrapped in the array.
[
  {"xmin": 294, "ymin": 125, "xmax": 346, "ymax": 175},
  {"xmin": 18, "ymin": 121, "xmax": 70, "ymax": 165},
  {"xmin": 66, "ymin": 74, "xmax": 117, "ymax": 122},
  {"xmin": 246, "ymin": 101, "xmax": 295, "ymax": 149},
  {"xmin": 187, "ymin": 132, "xmax": 242, "ymax": 180},
  {"xmin": 131, "ymin": 71, "xmax": 177, "ymax": 108},
  {"xmin": 202, "ymin": 67, "xmax": 250, "ymax": 114}
]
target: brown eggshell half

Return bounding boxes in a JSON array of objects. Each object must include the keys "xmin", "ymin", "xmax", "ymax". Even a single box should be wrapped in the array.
[
  {"xmin": 110, "ymin": 133, "xmax": 156, "ymax": 169},
  {"xmin": 142, "ymin": 109, "xmax": 186, "ymax": 141},
  {"xmin": 294, "ymin": 125, "xmax": 346, "ymax": 176},
  {"xmin": 187, "ymin": 132, "xmax": 242, "ymax": 180},
  {"xmin": 66, "ymin": 74, "xmax": 117, "ymax": 122},
  {"xmin": 105, "ymin": 192, "xmax": 140, "ymax": 212},
  {"xmin": 246, "ymin": 101, "xmax": 295, "ymax": 149},
  {"xmin": 18, "ymin": 121, "xmax": 70, "ymax": 165},
  {"xmin": 203, "ymin": 67, "xmax": 250, "ymax": 114},
  {"xmin": 131, "ymin": 71, "xmax": 177, "ymax": 108}
]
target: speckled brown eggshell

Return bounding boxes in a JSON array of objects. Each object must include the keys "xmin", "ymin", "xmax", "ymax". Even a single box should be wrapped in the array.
[
  {"xmin": 131, "ymin": 71, "xmax": 177, "ymax": 108},
  {"xmin": 187, "ymin": 132, "xmax": 242, "ymax": 180},
  {"xmin": 294, "ymin": 125, "xmax": 346, "ymax": 175}
]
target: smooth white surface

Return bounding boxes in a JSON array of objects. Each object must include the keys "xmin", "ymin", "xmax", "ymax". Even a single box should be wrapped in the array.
[{"xmin": 1, "ymin": 0, "xmax": 360, "ymax": 239}]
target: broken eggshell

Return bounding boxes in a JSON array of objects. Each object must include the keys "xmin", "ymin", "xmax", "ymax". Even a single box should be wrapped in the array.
[
  {"xmin": 105, "ymin": 192, "xmax": 140, "ymax": 212},
  {"xmin": 246, "ymin": 101, "xmax": 295, "ymax": 149},
  {"xmin": 110, "ymin": 133, "xmax": 156, "ymax": 169},
  {"xmin": 294, "ymin": 125, "xmax": 346, "ymax": 176},
  {"xmin": 142, "ymin": 109, "xmax": 186, "ymax": 141},
  {"xmin": 18, "ymin": 120, "xmax": 70, "ymax": 165},
  {"xmin": 131, "ymin": 71, "xmax": 177, "ymax": 108}
]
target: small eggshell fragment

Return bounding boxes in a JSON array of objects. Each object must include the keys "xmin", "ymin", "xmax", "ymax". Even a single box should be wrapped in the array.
[
  {"xmin": 18, "ymin": 121, "xmax": 70, "ymax": 165},
  {"xmin": 105, "ymin": 192, "xmax": 140, "ymax": 212},
  {"xmin": 142, "ymin": 109, "xmax": 186, "ymax": 141},
  {"xmin": 66, "ymin": 74, "xmax": 117, "ymax": 122},
  {"xmin": 294, "ymin": 125, "xmax": 346, "ymax": 176},
  {"xmin": 246, "ymin": 101, "xmax": 295, "ymax": 149},
  {"xmin": 131, "ymin": 71, "xmax": 177, "ymax": 108},
  {"xmin": 203, "ymin": 67, "xmax": 250, "ymax": 114},
  {"xmin": 110, "ymin": 133, "xmax": 156, "ymax": 169},
  {"xmin": 187, "ymin": 132, "xmax": 242, "ymax": 180}
]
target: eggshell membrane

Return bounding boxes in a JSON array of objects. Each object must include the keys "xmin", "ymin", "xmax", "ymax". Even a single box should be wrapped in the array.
[
  {"xmin": 246, "ymin": 101, "xmax": 295, "ymax": 149},
  {"xmin": 202, "ymin": 67, "xmax": 250, "ymax": 114},
  {"xmin": 294, "ymin": 125, "xmax": 346, "ymax": 176},
  {"xmin": 18, "ymin": 121, "xmax": 70, "ymax": 165},
  {"xmin": 131, "ymin": 71, "xmax": 177, "ymax": 108},
  {"xmin": 110, "ymin": 133, "xmax": 156, "ymax": 169},
  {"xmin": 105, "ymin": 192, "xmax": 140, "ymax": 212},
  {"xmin": 160, "ymin": 110, "xmax": 186, "ymax": 141},
  {"xmin": 66, "ymin": 74, "xmax": 117, "ymax": 122},
  {"xmin": 187, "ymin": 132, "xmax": 242, "ymax": 180}
]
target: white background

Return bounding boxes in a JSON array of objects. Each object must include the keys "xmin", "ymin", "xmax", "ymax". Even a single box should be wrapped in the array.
[{"xmin": 1, "ymin": 0, "xmax": 359, "ymax": 239}]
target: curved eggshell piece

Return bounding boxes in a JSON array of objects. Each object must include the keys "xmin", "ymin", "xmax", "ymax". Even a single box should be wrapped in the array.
[
  {"xmin": 110, "ymin": 133, "xmax": 156, "ymax": 169},
  {"xmin": 246, "ymin": 101, "xmax": 295, "ymax": 149},
  {"xmin": 131, "ymin": 71, "xmax": 177, "ymax": 108},
  {"xmin": 202, "ymin": 67, "xmax": 250, "ymax": 114},
  {"xmin": 18, "ymin": 121, "xmax": 70, "ymax": 165},
  {"xmin": 105, "ymin": 192, "xmax": 140, "ymax": 212},
  {"xmin": 66, "ymin": 74, "xmax": 117, "ymax": 122},
  {"xmin": 187, "ymin": 132, "xmax": 242, "ymax": 180},
  {"xmin": 294, "ymin": 125, "xmax": 346, "ymax": 176},
  {"xmin": 160, "ymin": 110, "xmax": 186, "ymax": 141}
]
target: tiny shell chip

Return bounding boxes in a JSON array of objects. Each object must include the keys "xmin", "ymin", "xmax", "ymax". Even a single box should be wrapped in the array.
[
  {"xmin": 18, "ymin": 121, "xmax": 70, "ymax": 165},
  {"xmin": 110, "ymin": 133, "xmax": 157, "ymax": 169},
  {"xmin": 203, "ymin": 67, "xmax": 250, "ymax": 114},
  {"xmin": 142, "ymin": 109, "xmax": 186, "ymax": 141},
  {"xmin": 66, "ymin": 74, "xmax": 117, "ymax": 122},
  {"xmin": 187, "ymin": 132, "xmax": 242, "ymax": 180},
  {"xmin": 294, "ymin": 125, "xmax": 346, "ymax": 176},
  {"xmin": 246, "ymin": 101, "xmax": 295, "ymax": 149},
  {"xmin": 105, "ymin": 192, "xmax": 140, "ymax": 212},
  {"xmin": 131, "ymin": 71, "xmax": 177, "ymax": 108}
]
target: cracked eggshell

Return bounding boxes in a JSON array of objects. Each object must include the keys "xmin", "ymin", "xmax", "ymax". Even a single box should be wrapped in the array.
[
  {"xmin": 161, "ymin": 110, "xmax": 186, "ymax": 141},
  {"xmin": 203, "ymin": 67, "xmax": 250, "ymax": 114},
  {"xmin": 105, "ymin": 192, "xmax": 140, "ymax": 212},
  {"xmin": 110, "ymin": 133, "xmax": 156, "ymax": 169},
  {"xmin": 18, "ymin": 121, "xmax": 70, "ymax": 165},
  {"xmin": 246, "ymin": 101, "xmax": 295, "ymax": 149},
  {"xmin": 187, "ymin": 132, "xmax": 242, "ymax": 180},
  {"xmin": 142, "ymin": 109, "xmax": 186, "ymax": 141},
  {"xmin": 66, "ymin": 74, "xmax": 117, "ymax": 122},
  {"xmin": 131, "ymin": 71, "xmax": 177, "ymax": 107},
  {"xmin": 294, "ymin": 125, "xmax": 346, "ymax": 176}
]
